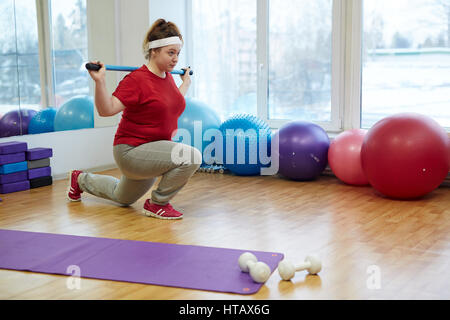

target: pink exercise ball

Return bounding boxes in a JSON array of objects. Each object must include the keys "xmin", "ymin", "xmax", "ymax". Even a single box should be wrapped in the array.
[
  {"xmin": 328, "ymin": 129, "xmax": 369, "ymax": 186},
  {"xmin": 361, "ymin": 113, "xmax": 449, "ymax": 200}
]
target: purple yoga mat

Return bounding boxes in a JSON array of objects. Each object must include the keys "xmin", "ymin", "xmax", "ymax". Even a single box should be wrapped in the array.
[{"xmin": 0, "ymin": 229, "xmax": 283, "ymax": 294}]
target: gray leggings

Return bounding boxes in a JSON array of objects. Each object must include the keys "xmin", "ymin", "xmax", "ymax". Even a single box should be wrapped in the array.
[{"xmin": 77, "ymin": 141, "xmax": 202, "ymax": 206}]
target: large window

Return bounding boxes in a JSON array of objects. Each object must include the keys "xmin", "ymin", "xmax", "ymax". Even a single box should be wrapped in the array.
[
  {"xmin": 191, "ymin": 0, "xmax": 341, "ymax": 130},
  {"xmin": 268, "ymin": 0, "xmax": 333, "ymax": 122},
  {"xmin": 0, "ymin": 0, "xmax": 88, "ymax": 136},
  {"xmin": 0, "ymin": 0, "xmax": 41, "ymax": 115},
  {"xmin": 362, "ymin": 0, "xmax": 450, "ymax": 129},
  {"xmin": 191, "ymin": 0, "xmax": 449, "ymax": 132},
  {"xmin": 50, "ymin": 0, "xmax": 89, "ymax": 107},
  {"xmin": 192, "ymin": 0, "xmax": 257, "ymax": 121}
]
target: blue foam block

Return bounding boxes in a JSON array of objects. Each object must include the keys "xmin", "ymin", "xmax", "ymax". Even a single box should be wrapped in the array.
[{"xmin": 0, "ymin": 161, "xmax": 28, "ymax": 175}]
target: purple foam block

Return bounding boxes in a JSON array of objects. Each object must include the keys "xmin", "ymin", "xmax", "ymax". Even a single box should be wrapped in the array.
[
  {"xmin": 25, "ymin": 148, "xmax": 53, "ymax": 161},
  {"xmin": 0, "ymin": 152, "xmax": 25, "ymax": 165},
  {"xmin": 0, "ymin": 229, "xmax": 284, "ymax": 295},
  {"xmin": 28, "ymin": 166, "xmax": 51, "ymax": 179},
  {"xmin": 0, "ymin": 180, "xmax": 30, "ymax": 194},
  {"xmin": 0, "ymin": 141, "xmax": 27, "ymax": 155},
  {"xmin": 0, "ymin": 171, "xmax": 28, "ymax": 184}
]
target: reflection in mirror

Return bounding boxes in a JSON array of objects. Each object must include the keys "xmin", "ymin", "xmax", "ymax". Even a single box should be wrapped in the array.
[{"xmin": 0, "ymin": 0, "xmax": 91, "ymax": 138}]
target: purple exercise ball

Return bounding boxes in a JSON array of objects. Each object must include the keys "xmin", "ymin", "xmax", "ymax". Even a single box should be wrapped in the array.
[
  {"xmin": 0, "ymin": 109, "xmax": 38, "ymax": 137},
  {"xmin": 274, "ymin": 120, "xmax": 330, "ymax": 181}
]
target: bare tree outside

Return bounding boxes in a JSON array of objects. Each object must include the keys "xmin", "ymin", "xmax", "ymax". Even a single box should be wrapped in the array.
[
  {"xmin": 269, "ymin": 0, "xmax": 332, "ymax": 121},
  {"xmin": 362, "ymin": 0, "xmax": 450, "ymax": 129},
  {"xmin": 192, "ymin": 0, "xmax": 257, "ymax": 120},
  {"xmin": 431, "ymin": 0, "xmax": 450, "ymax": 47},
  {"xmin": 192, "ymin": 0, "xmax": 333, "ymax": 122}
]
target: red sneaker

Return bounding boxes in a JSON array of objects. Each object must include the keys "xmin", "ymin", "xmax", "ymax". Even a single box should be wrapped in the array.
[
  {"xmin": 67, "ymin": 170, "xmax": 84, "ymax": 201},
  {"xmin": 143, "ymin": 200, "xmax": 183, "ymax": 220}
]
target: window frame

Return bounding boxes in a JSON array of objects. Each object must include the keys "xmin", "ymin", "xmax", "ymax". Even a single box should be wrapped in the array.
[
  {"xmin": 36, "ymin": 0, "xmax": 93, "ymax": 111},
  {"xmin": 35, "ymin": 0, "xmax": 55, "ymax": 109},
  {"xmin": 344, "ymin": 0, "xmax": 363, "ymax": 131},
  {"xmin": 358, "ymin": 0, "xmax": 450, "ymax": 131},
  {"xmin": 260, "ymin": 0, "xmax": 347, "ymax": 132},
  {"xmin": 187, "ymin": 0, "xmax": 349, "ymax": 132}
]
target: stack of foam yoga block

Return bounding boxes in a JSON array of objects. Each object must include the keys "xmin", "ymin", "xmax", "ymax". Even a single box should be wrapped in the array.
[{"xmin": 0, "ymin": 141, "xmax": 53, "ymax": 194}]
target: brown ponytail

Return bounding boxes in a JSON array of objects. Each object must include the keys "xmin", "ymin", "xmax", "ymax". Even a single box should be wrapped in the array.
[{"xmin": 143, "ymin": 19, "xmax": 183, "ymax": 60}]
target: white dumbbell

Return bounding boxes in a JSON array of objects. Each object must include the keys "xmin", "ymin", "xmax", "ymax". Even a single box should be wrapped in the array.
[
  {"xmin": 238, "ymin": 252, "xmax": 271, "ymax": 283},
  {"xmin": 278, "ymin": 255, "xmax": 322, "ymax": 280}
]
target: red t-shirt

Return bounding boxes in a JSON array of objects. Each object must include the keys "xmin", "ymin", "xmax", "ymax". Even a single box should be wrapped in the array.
[{"xmin": 112, "ymin": 65, "xmax": 186, "ymax": 146}]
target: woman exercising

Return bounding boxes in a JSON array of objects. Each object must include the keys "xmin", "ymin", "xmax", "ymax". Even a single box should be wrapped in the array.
[{"xmin": 67, "ymin": 19, "xmax": 201, "ymax": 220}]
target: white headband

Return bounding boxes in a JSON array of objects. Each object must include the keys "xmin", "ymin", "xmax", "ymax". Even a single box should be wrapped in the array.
[{"xmin": 148, "ymin": 36, "xmax": 182, "ymax": 50}]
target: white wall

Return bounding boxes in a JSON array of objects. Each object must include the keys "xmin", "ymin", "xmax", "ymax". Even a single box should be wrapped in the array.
[
  {"xmin": 86, "ymin": 0, "xmax": 152, "ymax": 128},
  {"xmin": 87, "ymin": 0, "xmax": 151, "ymax": 128},
  {"xmin": 0, "ymin": 126, "xmax": 117, "ymax": 180},
  {"xmin": 87, "ymin": 0, "xmax": 121, "ymax": 129},
  {"xmin": 117, "ymin": 0, "xmax": 150, "ymax": 67}
]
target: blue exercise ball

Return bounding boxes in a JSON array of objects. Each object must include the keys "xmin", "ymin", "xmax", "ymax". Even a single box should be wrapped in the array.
[
  {"xmin": 0, "ymin": 109, "xmax": 37, "ymax": 137},
  {"xmin": 54, "ymin": 95, "xmax": 94, "ymax": 131},
  {"xmin": 219, "ymin": 114, "xmax": 272, "ymax": 176},
  {"xmin": 28, "ymin": 107, "xmax": 57, "ymax": 134},
  {"xmin": 174, "ymin": 97, "xmax": 221, "ymax": 164},
  {"xmin": 274, "ymin": 120, "xmax": 330, "ymax": 181}
]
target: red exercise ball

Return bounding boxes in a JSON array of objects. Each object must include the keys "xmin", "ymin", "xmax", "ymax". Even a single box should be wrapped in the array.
[
  {"xmin": 361, "ymin": 113, "xmax": 450, "ymax": 199},
  {"xmin": 328, "ymin": 129, "xmax": 369, "ymax": 186}
]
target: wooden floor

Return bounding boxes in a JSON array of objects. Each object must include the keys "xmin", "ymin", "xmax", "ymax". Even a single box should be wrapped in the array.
[{"xmin": 0, "ymin": 168, "xmax": 449, "ymax": 300}]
